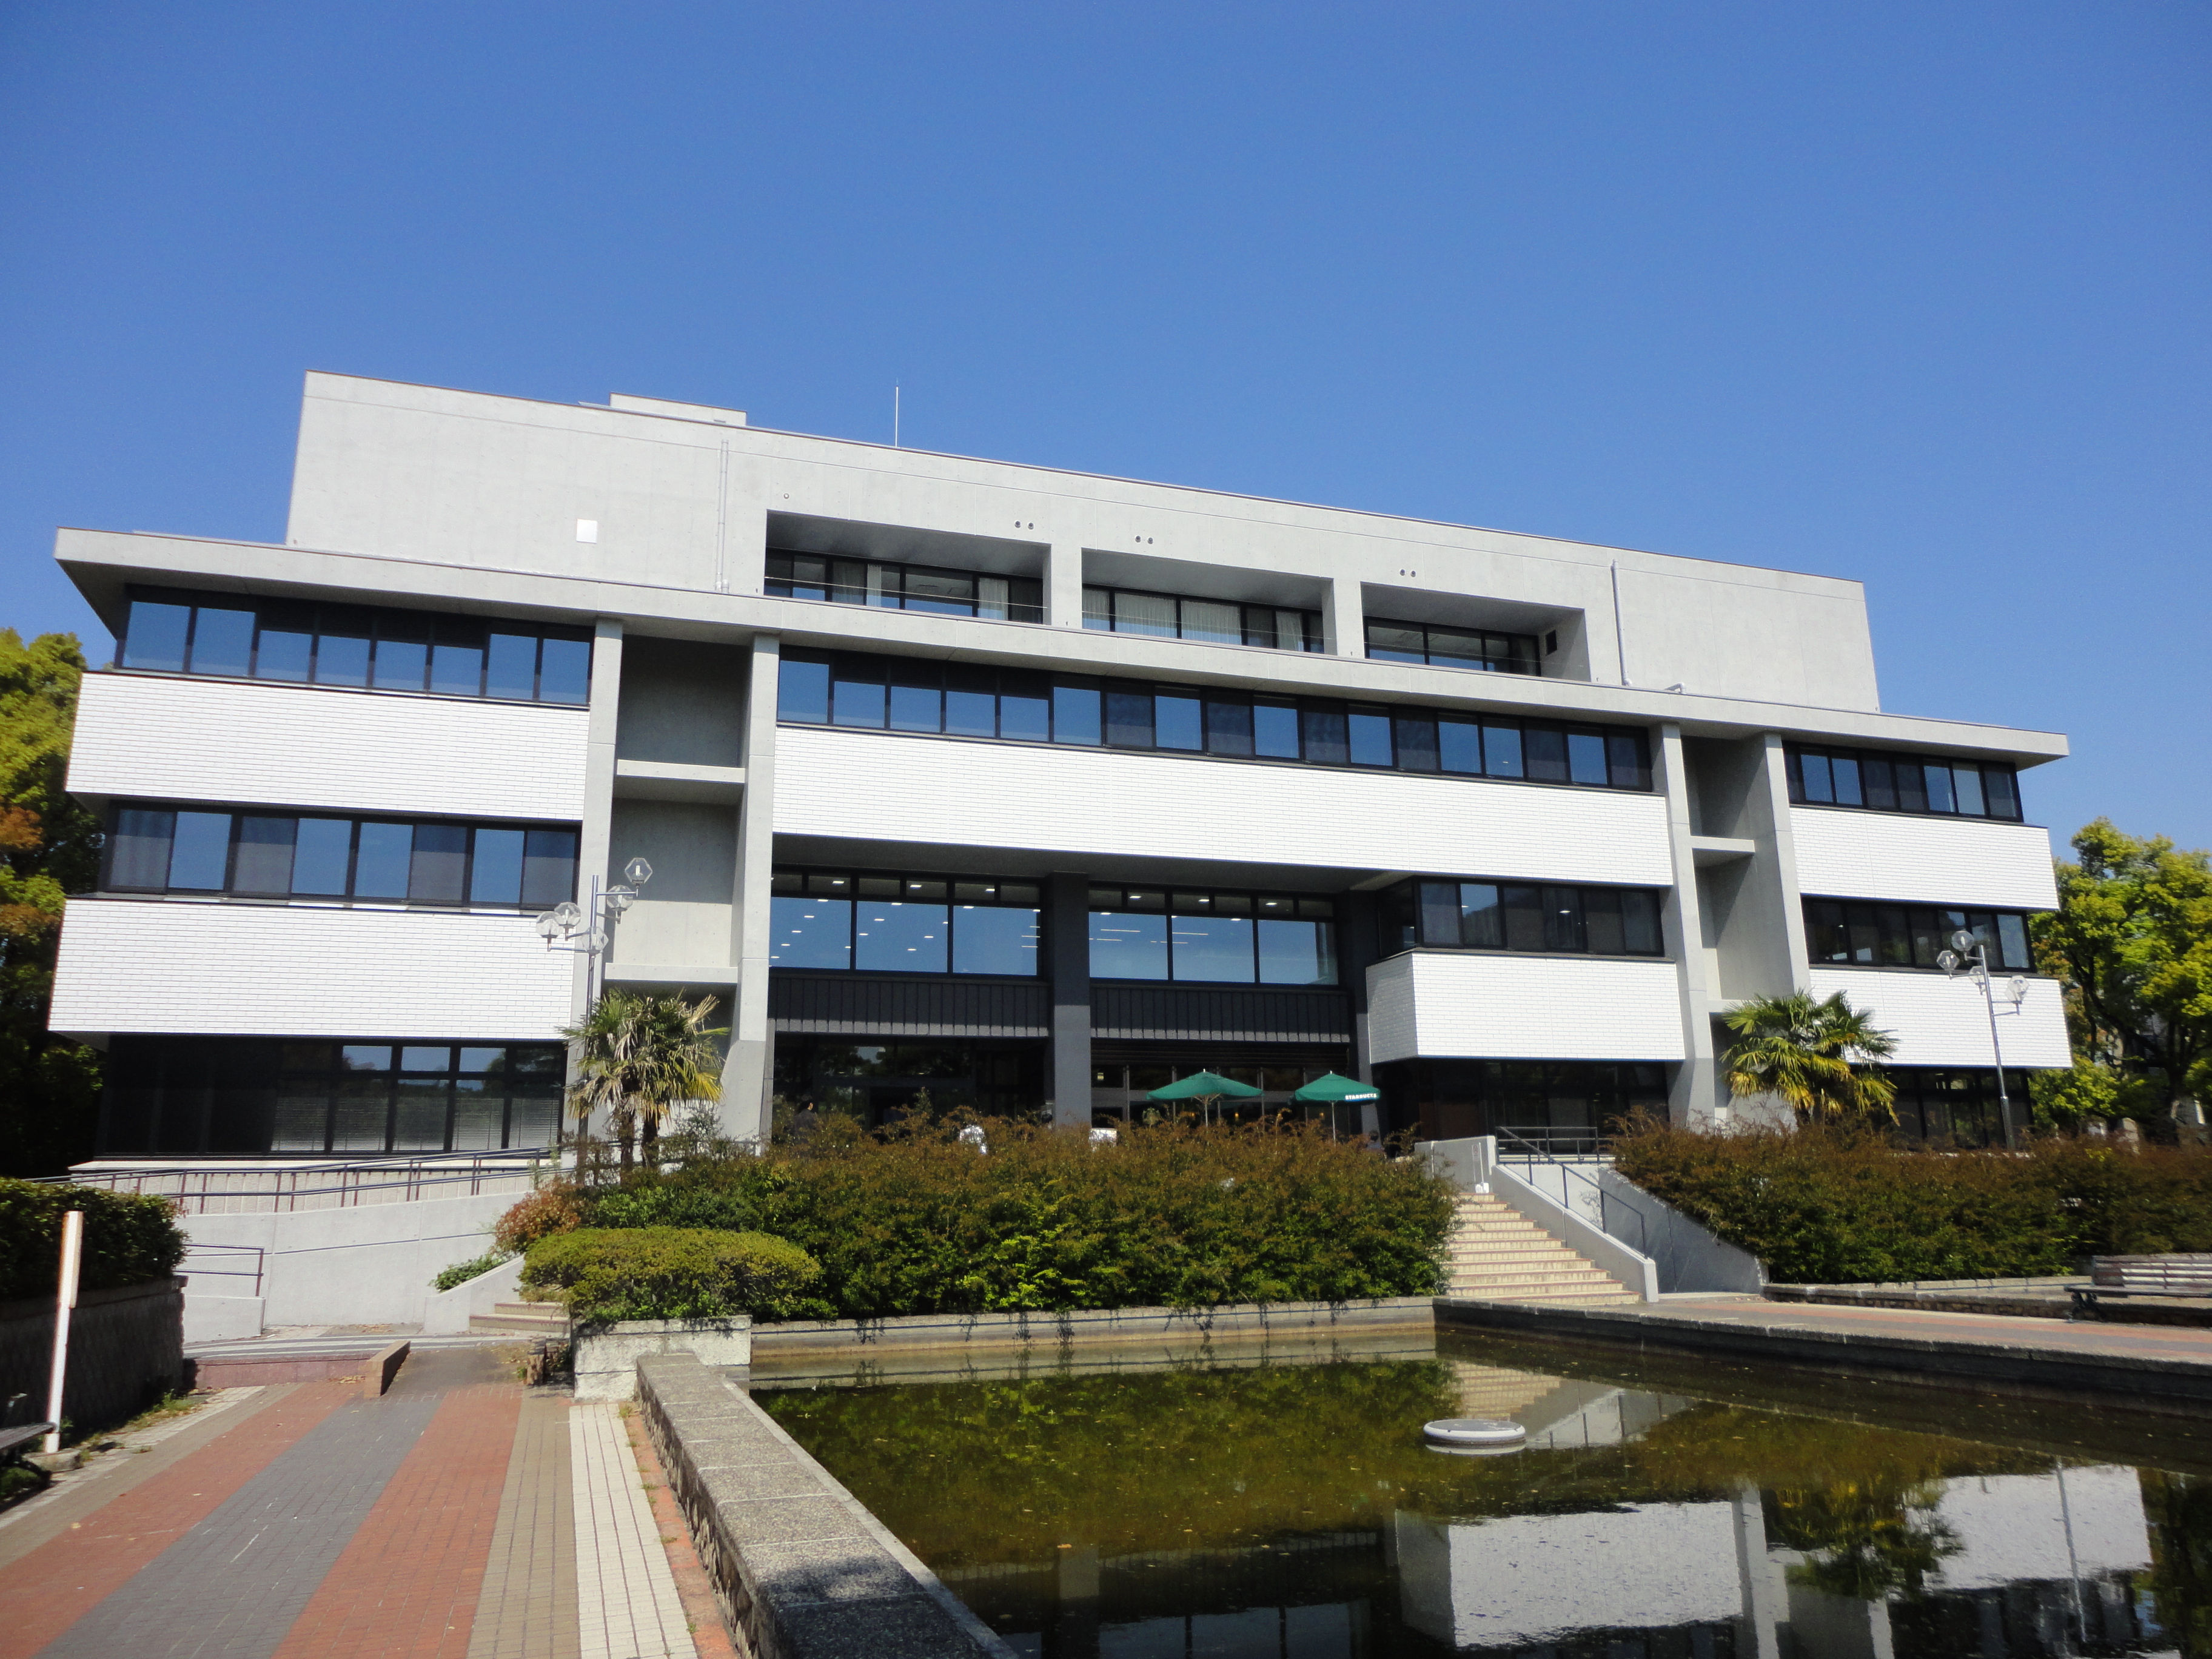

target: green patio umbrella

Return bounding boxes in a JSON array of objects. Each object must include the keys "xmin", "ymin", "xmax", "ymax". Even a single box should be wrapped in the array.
[
  {"xmin": 1147, "ymin": 1070, "xmax": 1263, "ymax": 1102},
  {"xmin": 1291, "ymin": 1072, "xmax": 1380, "ymax": 1105}
]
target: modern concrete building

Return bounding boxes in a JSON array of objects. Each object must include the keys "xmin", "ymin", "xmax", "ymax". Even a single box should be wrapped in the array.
[{"xmin": 47, "ymin": 372, "xmax": 2070, "ymax": 1161}]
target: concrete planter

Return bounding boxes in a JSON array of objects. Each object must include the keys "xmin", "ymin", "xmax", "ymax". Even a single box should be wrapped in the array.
[
  {"xmin": 420, "ymin": 1256, "xmax": 525, "ymax": 1335},
  {"xmin": 572, "ymin": 1316, "xmax": 751, "ymax": 1401}
]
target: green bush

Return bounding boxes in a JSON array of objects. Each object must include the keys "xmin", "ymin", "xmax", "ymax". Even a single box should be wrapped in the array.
[
  {"xmin": 1614, "ymin": 1123, "xmax": 2212, "ymax": 1282},
  {"xmin": 521, "ymin": 1227, "xmax": 823, "ymax": 1322},
  {"xmin": 0, "ymin": 1178, "xmax": 186, "ymax": 1301},
  {"xmin": 546, "ymin": 1118, "xmax": 1452, "ymax": 1321},
  {"xmin": 430, "ymin": 1249, "xmax": 514, "ymax": 1292}
]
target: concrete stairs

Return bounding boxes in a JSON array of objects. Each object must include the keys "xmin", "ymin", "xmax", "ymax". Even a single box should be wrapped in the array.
[
  {"xmin": 1441, "ymin": 1193, "xmax": 1638, "ymax": 1305},
  {"xmin": 469, "ymin": 1300, "xmax": 569, "ymax": 1336}
]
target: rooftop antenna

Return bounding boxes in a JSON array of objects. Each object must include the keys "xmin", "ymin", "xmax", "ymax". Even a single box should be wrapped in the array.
[{"xmin": 893, "ymin": 384, "xmax": 900, "ymax": 448}]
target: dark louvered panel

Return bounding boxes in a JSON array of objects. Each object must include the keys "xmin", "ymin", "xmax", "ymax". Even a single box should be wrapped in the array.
[
  {"xmin": 767, "ymin": 973, "xmax": 1051, "ymax": 1037},
  {"xmin": 1090, "ymin": 985, "xmax": 1353, "ymax": 1043}
]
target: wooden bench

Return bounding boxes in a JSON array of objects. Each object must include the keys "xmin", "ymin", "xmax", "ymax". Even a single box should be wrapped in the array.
[{"xmin": 0, "ymin": 1423, "xmax": 56, "ymax": 1460}]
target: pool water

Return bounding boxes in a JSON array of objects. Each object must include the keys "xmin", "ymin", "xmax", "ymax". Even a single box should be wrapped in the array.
[{"xmin": 756, "ymin": 1332, "xmax": 2212, "ymax": 1658}]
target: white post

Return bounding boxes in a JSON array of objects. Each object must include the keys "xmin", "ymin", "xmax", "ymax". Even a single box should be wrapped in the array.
[{"xmin": 42, "ymin": 1210, "xmax": 83, "ymax": 1456}]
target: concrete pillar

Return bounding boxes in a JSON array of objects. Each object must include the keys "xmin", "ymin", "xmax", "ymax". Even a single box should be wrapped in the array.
[
  {"xmin": 1326, "ymin": 574, "xmax": 1364, "ymax": 657},
  {"xmin": 1048, "ymin": 872, "xmax": 1092, "ymax": 1128},
  {"xmin": 722, "ymin": 633, "xmax": 781, "ymax": 1145},
  {"xmin": 573, "ymin": 618, "xmax": 625, "ymax": 1026},
  {"xmin": 1654, "ymin": 722, "xmax": 1719, "ymax": 1128},
  {"xmin": 1733, "ymin": 1484, "xmax": 1784, "ymax": 1659},
  {"xmin": 1045, "ymin": 541, "xmax": 1087, "ymax": 628}
]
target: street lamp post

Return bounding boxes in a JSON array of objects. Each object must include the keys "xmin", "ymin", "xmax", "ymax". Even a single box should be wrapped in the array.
[
  {"xmin": 1937, "ymin": 927, "xmax": 2028, "ymax": 1150},
  {"xmin": 536, "ymin": 856, "xmax": 653, "ymax": 1004}
]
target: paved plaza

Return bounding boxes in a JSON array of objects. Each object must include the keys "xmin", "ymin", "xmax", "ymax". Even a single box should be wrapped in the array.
[{"xmin": 0, "ymin": 1349, "xmax": 736, "ymax": 1659}]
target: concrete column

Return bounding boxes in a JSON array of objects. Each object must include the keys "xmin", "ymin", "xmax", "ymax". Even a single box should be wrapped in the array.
[
  {"xmin": 1654, "ymin": 723, "xmax": 1719, "ymax": 1129},
  {"xmin": 573, "ymin": 618, "xmax": 625, "ymax": 1026},
  {"xmin": 1754, "ymin": 732, "xmax": 1812, "ymax": 992},
  {"xmin": 1732, "ymin": 1484, "xmax": 1784, "ymax": 1659},
  {"xmin": 1047, "ymin": 872, "xmax": 1092, "ymax": 1128},
  {"xmin": 1326, "ymin": 574, "xmax": 1364, "ymax": 657},
  {"xmin": 722, "ymin": 633, "xmax": 781, "ymax": 1145},
  {"xmin": 1045, "ymin": 541, "xmax": 1087, "ymax": 628}
]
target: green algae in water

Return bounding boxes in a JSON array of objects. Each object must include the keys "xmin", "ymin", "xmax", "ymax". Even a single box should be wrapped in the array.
[{"xmin": 758, "ymin": 1343, "xmax": 2210, "ymax": 1657}]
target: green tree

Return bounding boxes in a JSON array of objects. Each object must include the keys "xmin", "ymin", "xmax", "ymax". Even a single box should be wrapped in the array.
[
  {"xmin": 563, "ymin": 990, "xmax": 726, "ymax": 1172},
  {"xmin": 1721, "ymin": 991, "xmax": 1899, "ymax": 1121},
  {"xmin": 0, "ymin": 632, "xmax": 104, "ymax": 1176},
  {"xmin": 2033, "ymin": 819, "xmax": 2212, "ymax": 1124}
]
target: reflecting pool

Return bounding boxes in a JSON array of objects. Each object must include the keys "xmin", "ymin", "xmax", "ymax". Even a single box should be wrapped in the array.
[{"xmin": 755, "ymin": 1331, "xmax": 2212, "ymax": 1658}]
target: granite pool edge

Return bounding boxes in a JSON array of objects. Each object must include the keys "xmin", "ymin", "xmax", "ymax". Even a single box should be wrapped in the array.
[
  {"xmin": 748, "ymin": 1295, "xmax": 1436, "ymax": 1356},
  {"xmin": 638, "ymin": 1350, "xmax": 1016, "ymax": 1659}
]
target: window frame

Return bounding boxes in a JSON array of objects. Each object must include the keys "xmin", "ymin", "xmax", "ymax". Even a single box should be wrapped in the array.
[
  {"xmin": 1080, "ymin": 585, "xmax": 1323, "ymax": 653},
  {"xmin": 764, "ymin": 550, "xmax": 1045, "ymax": 624},
  {"xmin": 766, "ymin": 868, "xmax": 1044, "ymax": 978},
  {"xmin": 1785, "ymin": 743, "xmax": 2025, "ymax": 823},
  {"xmin": 1380, "ymin": 877, "xmax": 1668, "ymax": 959},
  {"xmin": 1363, "ymin": 616, "xmax": 1541, "ymax": 676},
  {"xmin": 1800, "ymin": 896, "xmax": 2041, "ymax": 973}
]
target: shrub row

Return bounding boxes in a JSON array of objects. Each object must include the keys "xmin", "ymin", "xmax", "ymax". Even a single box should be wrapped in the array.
[
  {"xmin": 1614, "ymin": 1124, "xmax": 2212, "ymax": 1283},
  {"xmin": 521, "ymin": 1227, "xmax": 822, "ymax": 1322},
  {"xmin": 504, "ymin": 1119, "xmax": 1452, "ymax": 1321},
  {"xmin": 0, "ymin": 1178, "xmax": 187, "ymax": 1301}
]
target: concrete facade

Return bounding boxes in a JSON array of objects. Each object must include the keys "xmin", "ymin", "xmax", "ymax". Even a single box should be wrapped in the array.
[{"xmin": 47, "ymin": 371, "xmax": 2069, "ymax": 1161}]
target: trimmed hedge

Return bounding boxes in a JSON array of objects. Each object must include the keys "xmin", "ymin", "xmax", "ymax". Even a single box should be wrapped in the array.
[
  {"xmin": 525, "ymin": 1118, "xmax": 1453, "ymax": 1321},
  {"xmin": 0, "ymin": 1178, "xmax": 186, "ymax": 1301},
  {"xmin": 521, "ymin": 1227, "xmax": 822, "ymax": 1322},
  {"xmin": 1614, "ymin": 1124, "xmax": 2212, "ymax": 1283}
]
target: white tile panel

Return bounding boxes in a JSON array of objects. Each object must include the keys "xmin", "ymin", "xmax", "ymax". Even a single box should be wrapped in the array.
[
  {"xmin": 1807, "ymin": 967, "xmax": 2071, "ymax": 1068},
  {"xmin": 775, "ymin": 726, "xmax": 1674, "ymax": 883},
  {"xmin": 50, "ymin": 898, "xmax": 573, "ymax": 1038},
  {"xmin": 1791, "ymin": 808, "xmax": 2059, "ymax": 910},
  {"xmin": 68, "ymin": 672, "xmax": 589, "ymax": 820},
  {"xmin": 1365, "ymin": 952, "xmax": 1686, "ymax": 1064}
]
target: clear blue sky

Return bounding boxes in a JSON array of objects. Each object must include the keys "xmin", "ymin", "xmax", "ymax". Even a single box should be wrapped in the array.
[{"xmin": 4, "ymin": 3, "xmax": 2204, "ymax": 851}]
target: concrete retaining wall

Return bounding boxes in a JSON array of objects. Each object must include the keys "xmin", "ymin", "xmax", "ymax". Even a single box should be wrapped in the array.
[
  {"xmin": 749, "ymin": 1297, "xmax": 1435, "ymax": 1358},
  {"xmin": 574, "ymin": 1318, "xmax": 749, "ymax": 1401},
  {"xmin": 637, "ymin": 1351, "xmax": 1015, "ymax": 1658},
  {"xmin": 0, "ymin": 1277, "xmax": 184, "ymax": 1432}
]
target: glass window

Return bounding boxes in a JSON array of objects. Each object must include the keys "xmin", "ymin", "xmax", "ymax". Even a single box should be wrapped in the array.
[
  {"xmin": 1418, "ymin": 882, "xmax": 1461, "ymax": 945},
  {"xmin": 1090, "ymin": 910, "xmax": 1169, "ymax": 979},
  {"xmin": 315, "ymin": 606, "xmax": 373, "ymax": 687},
  {"xmin": 1053, "ymin": 680, "xmax": 1102, "ymax": 745},
  {"xmin": 167, "ymin": 811, "xmax": 232, "ymax": 890},
  {"xmin": 771, "ymin": 895, "xmax": 853, "ymax": 968},
  {"xmin": 1155, "ymin": 692, "xmax": 1202, "ymax": 751},
  {"xmin": 1258, "ymin": 919, "xmax": 1335, "ymax": 984},
  {"xmin": 1105, "ymin": 688, "xmax": 1155, "ymax": 749},
  {"xmin": 1542, "ymin": 885, "xmax": 1586, "ymax": 952},
  {"xmin": 902, "ymin": 568, "xmax": 974, "ymax": 616},
  {"xmin": 1566, "ymin": 731, "xmax": 1609, "ymax": 786},
  {"xmin": 1831, "ymin": 754, "xmax": 1863, "ymax": 806},
  {"xmin": 1923, "ymin": 763, "xmax": 1956, "ymax": 813},
  {"xmin": 1460, "ymin": 883, "xmax": 1503, "ymax": 949},
  {"xmin": 1301, "ymin": 703, "xmax": 1349, "ymax": 765},
  {"xmin": 953, "ymin": 907, "xmax": 1039, "ymax": 975},
  {"xmin": 1621, "ymin": 890, "xmax": 1663, "ymax": 954},
  {"xmin": 1501, "ymin": 885, "xmax": 1546, "ymax": 952},
  {"xmin": 332, "ymin": 1073, "xmax": 390, "ymax": 1152},
  {"xmin": 944, "ymin": 664, "xmax": 997, "ymax": 737},
  {"xmin": 1584, "ymin": 889, "xmax": 1625, "ymax": 956},
  {"xmin": 1081, "ymin": 588, "xmax": 1113, "ymax": 631},
  {"xmin": 1347, "ymin": 705, "xmax": 1393, "ymax": 767},
  {"xmin": 1895, "ymin": 763, "xmax": 1928, "ymax": 813},
  {"xmin": 409, "ymin": 822, "xmax": 470, "ymax": 903},
  {"xmin": 253, "ymin": 604, "xmax": 314, "ymax": 682},
  {"xmin": 538, "ymin": 635, "xmax": 592, "ymax": 703},
  {"xmin": 1524, "ymin": 726, "xmax": 1569, "ymax": 784},
  {"xmin": 1985, "ymin": 768, "xmax": 2020, "ymax": 820},
  {"xmin": 1439, "ymin": 718, "xmax": 1481, "ymax": 774},
  {"xmin": 121, "ymin": 600, "xmax": 192, "ymax": 672},
  {"xmin": 292, "ymin": 818, "xmax": 354, "ymax": 896},
  {"xmin": 451, "ymin": 1078, "xmax": 500, "ymax": 1150},
  {"xmin": 1115, "ymin": 591, "xmax": 1178, "ymax": 637},
  {"xmin": 856, "ymin": 900, "xmax": 949, "ymax": 972},
  {"xmin": 1366, "ymin": 625, "xmax": 1427, "ymax": 663},
  {"xmin": 1253, "ymin": 699, "xmax": 1299, "ymax": 759},
  {"xmin": 110, "ymin": 809, "xmax": 175, "ymax": 888},
  {"xmin": 1954, "ymin": 763, "xmax": 1986, "ymax": 816},
  {"xmin": 1862, "ymin": 756, "xmax": 1897, "ymax": 811},
  {"xmin": 520, "ymin": 830, "xmax": 578, "ymax": 908},
  {"xmin": 187, "ymin": 608, "xmax": 255, "ymax": 677},
  {"xmin": 353, "ymin": 822, "xmax": 413, "ymax": 899},
  {"xmin": 998, "ymin": 672, "xmax": 1051, "ymax": 742},
  {"xmin": 831, "ymin": 655, "xmax": 886, "ymax": 728},
  {"xmin": 486, "ymin": 632, "xmax": 538, "ymax": 700},
  {"xmin": 888, "ymin": 660, "xmax": 943, "ymax": 733},
  {"xmin": 1179, "ymin": 599, "xmax": 1242, "ymax": 646},
  {"xmin": 1998, "ymin": 913, "xmax": 2031, "ymax": 971},
  {"xmin": 372, "ymin": 612, "xmax": 429, "ymax": 691},
  {"xmin": 1800, "ymin": 751, "xmax": 1834, "ymax": 803},
  {"xmin": 1204, "ymin": 695, "xmax": 1253, "ymax": 758},
  {"xmin": 471, "ymin": 829, "xmax": 525, "ymax": 903},
  {"xmin": 431, "ymin": 618, "xmax": 486, "ymax": 697},
  {"xmin": 1393, "ymin": 715, "xmax": 1439, "ymax": 773},
  {"xmin": 1171, "ymin": 908, "xmax": 1255, "ymax": 982},
  {"xmin": 232, "ymin": 816, "xmax": 296, "ymax": 894},
  {"xmin": 1482, "ymin": 724, "xmax": 1523, "ymax": 778},
  {"xmin": 1606, "ymin": 732, "xmax": 1648, "ymax": 791}
]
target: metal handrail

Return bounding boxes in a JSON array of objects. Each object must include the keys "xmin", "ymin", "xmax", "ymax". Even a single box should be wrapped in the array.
[
  {"xmin": 180, "ymin": 1242, "xmax": 266, "ymax": 1298},
  {"xmin": 36, "ymin": 1151, "xmax": 551, "ymax": 1214},
  {"xmin": 1493, "ymin": 1127, "xmax": 1652, "ymax": 1257}
]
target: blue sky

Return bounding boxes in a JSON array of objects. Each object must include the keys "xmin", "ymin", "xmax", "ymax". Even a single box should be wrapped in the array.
[{"xmin": 3, "ymin": 2, "xmax": 2204, "ymax": 851}]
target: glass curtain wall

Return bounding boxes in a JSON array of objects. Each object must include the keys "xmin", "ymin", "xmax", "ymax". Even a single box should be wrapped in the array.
[
  {"xmin": 766, "ymin": 552, "xmax": 1044, "ymax": 623},
  {"xmin": 769, "ymin": 870, "xmax": 1042, "ymax": 975},
  {"xmin": 1082, "ymin": 588, "xmax": 1321, "ymax": 652}
]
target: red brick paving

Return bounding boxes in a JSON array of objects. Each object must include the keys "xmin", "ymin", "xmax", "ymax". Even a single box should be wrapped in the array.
[
  {"xmin": 267, "ymin": 1384, "xmax": 521, "ymax": 1659},
  {"xmin": 0, "ymin": 1382, "xmax": 354, "ymax": 1659}
]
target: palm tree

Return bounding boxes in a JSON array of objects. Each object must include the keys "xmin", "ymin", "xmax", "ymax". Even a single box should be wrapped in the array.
[
  {"xmin": 562, "ymin": 991, "xmax": 727, "ymax": 1171},
  {"xmin": 1722, "ymin": 991, "xmax": 1899, "ymax": 1122}
]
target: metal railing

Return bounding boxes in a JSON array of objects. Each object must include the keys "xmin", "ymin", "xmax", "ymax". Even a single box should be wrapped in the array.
[
  {"xmin": 1493, "ymin": 1127, "xmax": 1652, "ymax": 1257},
  {"xmin": 40, "ymin": 1150, "xmax": 551, "ymax": 1215},
  {"xmin": 179, "ymin": 1242, "xmax": 266, "ymax": 1298}
]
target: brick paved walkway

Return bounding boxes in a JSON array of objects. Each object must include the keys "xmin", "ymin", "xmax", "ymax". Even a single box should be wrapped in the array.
[{"xmin": 0, "ymin": 1349, "xmax": 718, "ymax": 1659}]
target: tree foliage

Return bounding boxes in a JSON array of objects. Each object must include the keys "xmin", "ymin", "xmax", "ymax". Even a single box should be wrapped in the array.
[
  {"xmin": 0, "ymin": 632, "xmax": 104, "ymax": 1176},
  {"xmin": 1721, "ymin": 991, "xmax": 1898, "ymax": 1121},
  {"xmin": 2033, "ymin": 819, "xmax": 2212, "ymax": 1122},
  {"xmin": 562, "ymin": 990, "xmax": 725, "ymax": 1171}
]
